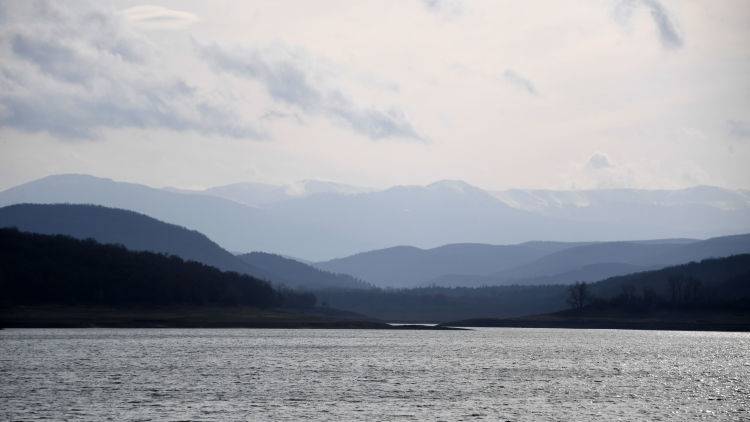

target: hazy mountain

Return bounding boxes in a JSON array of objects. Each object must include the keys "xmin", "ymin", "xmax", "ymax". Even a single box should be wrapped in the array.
[
  {"xmin": 492, "ymin": 186, "xmax": 750, "ymax": 213},
  {"xmin": 2, "ymin": 174, "xmax": 749, "ymax": 261},
  {"xmin": 171, "ymin": 180, "xmax": 374, "ymax": 207},
  {"xmin": 238, "ymin": 252, "xmax": 371, "ymax": 290},
  {"xmin": 0, "ymin": 203, "xmax": 268, "ymax": 278},
  {"xmin": 426, "ymin": 262, "xmax": 649, "ymax": 287},
  {"xmin": 0, "ymin": 175, "xmax": 586, "ymax": 259},
  {"xmin": 494, "ymin": 234, "xmax": 750, "ymax": 281},
  {"xmin": 315, "ymin": 241, "xmax": 590, "ymax": 287},
  {"xmin": 492, "ymin": 186, "xmax": 750, "ymax": 239},
  {"xmin": 319, "ymin": 234, "xmax": 750, "ymax": 288},
  {"xmin": 0, "ymin": 174, "xmax": 275, "ymax": 254}
]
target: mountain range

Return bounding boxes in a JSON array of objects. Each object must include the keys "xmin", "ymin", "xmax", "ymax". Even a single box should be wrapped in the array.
[
  {"xmin": 1, "ymin": 174, "xmax": 749, "ymax": 261},
  {"xmin": 316, "ymin": 234, "xmax": 750, "ymax": 287},
  {"xmin": 2, "ymin": 198, "xmax": 749, "ymax": 291},
  {"xmin": 167, "ymin": 180, "xmax": 374, "ymax": 207}
]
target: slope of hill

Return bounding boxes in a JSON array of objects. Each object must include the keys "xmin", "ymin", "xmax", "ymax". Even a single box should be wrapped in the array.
[
  {"xmin": 426, "ymin": 262, "xmax": 649, "ymax": 287},
  {"xmin": 0, "ymin": 228, "xmax": 287, "ymax": 308},
  {"xmin": 0, "ymin": 174, "xmax": 273, "ymax": 255},
  {"xmin": 443, "ymin": 255, "xmax": 750, "ymax": 330},
  {"xmin": 315, "ymin": 241, "xmax": 588, "ymax": 287},
  {"xmin": 238, "ymin": 252, "xmax": 371, "ymax": 290},
  {"xmin": 0, "ymin": 228, "xmax": 417, "ymax": 328},
  {"xmin": 588, "ymin": 254, "xmax": 750, "ymax": 299},
  {"xmin": 0, "ymin": 203, "xmax": 267, "ymax": 278},
  {"xmin": 319, "ymin": 234, "xmax": 750, "ymax": 288},
  {"xmin": 493, "ymin": 234, "xmax": 750, "ymax": 281}
]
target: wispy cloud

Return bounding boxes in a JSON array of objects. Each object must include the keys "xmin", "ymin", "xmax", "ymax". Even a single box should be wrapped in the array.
[
  {"xmin": 0, "ymin": 1, "xmax": 260, "ymax": 140},
  {"xmin": 502, "ymin": 69, "xmax": 538, "ymax": 96},
  {"xmin": 615, "ymin": 0, "xmax": 683, "ymax": 49},
  {"xmin": 421, "ymin": 0, "xmax": 462, "ymax": 15},
  {"xmin": 586, "ymin": 152, "xmax": 613, "ymax": 170},
  {"xmin": 199, "ymin": 42, "xmax": 423, "ymax": 142},
  {"xmin": 122, "ymin": 5, "xmax": 199, "ymax": 30},
  {"xmin": 728, "ymin": 120, "xmax": 750, "ymax": 140}
]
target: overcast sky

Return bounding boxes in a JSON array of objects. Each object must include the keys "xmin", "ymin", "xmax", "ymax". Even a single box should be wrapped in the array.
[{"xmin": 1, "ymin": 0, "xmax": 749, "ymax": 191}]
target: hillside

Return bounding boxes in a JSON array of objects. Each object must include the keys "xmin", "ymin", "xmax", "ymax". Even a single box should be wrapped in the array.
[
  {"xmin": 316, "ymin": 235, "xmax": 750, "ymax": 288},
  {"xmin": 0, "ymin": 229, "xmax": 458, "ymax": 329},
  {"xmin": 316, "ymin": 255, "xmax": 750, "ymax": 323},
  {"xmin": 0, "ymin": 174, "xmax": 274, "ymax": 256},
  {"xmin": 238, "ymin": 252, "xmax": 371, "ymax": 290},
  {"xmin": 589, "ymin": 254, "xmax": 750, "ymax": 300},
  {"xmin": 442, "ymin": 255, "xmax": 750, "ymax": 329},
  {"xmin": 0, "ymin": 203, "xmax": 269, "ymax": 278},
  {"xmin": 490, "ymin": 234, "xmax": 750, "ymax": 282},
  {"xmin": 425, "ymin": 262, "xmax": 648, "ymax": 287},
  {"xmin": 315, "ymin": 241, "xmax": 587, "ymax": 287},
  {"xmin": 0, "ymin": 228, "xmax": 306, "ymax": 308}
]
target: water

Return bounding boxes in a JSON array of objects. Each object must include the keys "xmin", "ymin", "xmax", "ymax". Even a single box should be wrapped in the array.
[{"xmin": 1, "ymin": 328, "xmax": 748, "ymax": 421}]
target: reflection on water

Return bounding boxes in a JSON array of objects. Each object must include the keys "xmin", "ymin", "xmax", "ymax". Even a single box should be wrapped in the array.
[{"xmin": 1, "ymin": 328, "xmax": 748, "ymax": 421}]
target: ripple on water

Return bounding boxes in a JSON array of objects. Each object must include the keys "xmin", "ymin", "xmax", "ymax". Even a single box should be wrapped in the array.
[{"xmin": 1, "ymin": 328, "xmax": 749, "ymax": 421}]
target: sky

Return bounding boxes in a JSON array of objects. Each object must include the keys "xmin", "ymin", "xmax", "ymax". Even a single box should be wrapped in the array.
[{"xmin": 0, "ymin": 0, "xmax": 749, "ymax": 191}]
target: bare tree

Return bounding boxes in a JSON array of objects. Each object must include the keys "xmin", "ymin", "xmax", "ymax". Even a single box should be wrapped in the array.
[
  {"xmin": 668, "ymin": 276, "xmax": 684, "ymax": 305},
  {"xmin": 567, "ymin": 281, "xmax": 590, "ymax": 311},
  {"xmin": 620, "ymin": 284, "xmax": 637, "ymax": 305}
]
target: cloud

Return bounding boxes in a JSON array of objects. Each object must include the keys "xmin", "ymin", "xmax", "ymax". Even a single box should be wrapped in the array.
[
  {"xmin": 503, "ymin": 69, "xmax": 538, "ymax": 96},
  {"xmin": 728, "ymin": 120, "xmax": 750, "ymax": 140},
  {"xmin": 122, "ymin": 5, "xmax": 199, "ymax": 30},
  {"xmin": 615, "ymin": 0, "xmax": 683, "ymax": 49},
  {"xmin": 199, "ymin": 42, "xmax": 422, "ymax": 141},
  {"xmin": 0, "ymin": 1, "xmax": 260, "ymax": 139},
  {"xmin": 586, "ymin": 152, "xmax": 613, "ymax": 170},
  {"xmin": 421, "ymin": 0, "xmax": 462, "ymax": 15}
]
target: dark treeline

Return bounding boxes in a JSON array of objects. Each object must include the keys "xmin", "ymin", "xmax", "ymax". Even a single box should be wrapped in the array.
[
  {"xmin": 318, "ymin": 255, "xmax": 750, "ymax": 322},
  {"xmin": 0, "ymin": 228, "xmax": 315, "ymax": 309},
  {"xmin": 567, "ymin": 255, "xmax": 750, "ymax": 313},
  {"xmin": 314, "ymin": 285, "xmax": 569, "ymax": 322},
  {"xmin": 238, "ymin": 252, "xmax": 372, "ymax": 290}
]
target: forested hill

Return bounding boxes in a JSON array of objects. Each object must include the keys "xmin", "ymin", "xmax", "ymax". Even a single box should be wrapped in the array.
[
  {"xmin": 0, "ymin": 203, "xmax": 268, "ymax": 278},
  {"xmin": 314, "ymin": 255, "xmax": 750, "ymax": 322},
  {"xmin": 588, "ymin": 254, "xmax": 750, "ymax": 306},
  {"xmin": 238, "ymin": 252, "xmax": 371, "ymax": 290},
  {"xmin": 0, "ymin": 228, "xmax": 314, "ymax": 308}
]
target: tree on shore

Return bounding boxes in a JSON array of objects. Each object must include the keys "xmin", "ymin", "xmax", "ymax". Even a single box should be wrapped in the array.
[{"xmin": 566, "ymin": 281, "xmax": 590, "ymax": 311}]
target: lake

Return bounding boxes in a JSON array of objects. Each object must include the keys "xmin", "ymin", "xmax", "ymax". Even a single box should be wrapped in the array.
[{"xmin": 1, "ymin": 328, "xmax": 748, "ymax": 421}]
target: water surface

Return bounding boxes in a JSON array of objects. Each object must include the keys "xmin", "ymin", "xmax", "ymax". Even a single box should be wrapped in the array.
[{"xmin": 1, "ymin": 328, "xmax": 748, "ymax": 421}]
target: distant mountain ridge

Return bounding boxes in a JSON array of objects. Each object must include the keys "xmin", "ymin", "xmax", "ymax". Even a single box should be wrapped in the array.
[
  {"xmin": 1, "ymin": 174, "xmax": 748, "ymax": 261},
  {"xmin": 170, "ymin": 180, "xmax": 375, "ymax": 207},
  {"xmin": 315, "ymin": 241, "xmax": 590, "ymax": 287},
  {"xmin": 318, "ymin": 234, "xmax": 750, "ymax": 288}
]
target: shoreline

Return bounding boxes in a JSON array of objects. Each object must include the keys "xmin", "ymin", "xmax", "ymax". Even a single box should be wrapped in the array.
[
  {"xmin": 442, "ymin": 309, "xmax": 750, "ymax": 332},
  {"xmin": 0, "ymin": 306, "xmax": 464, "ymax": 330}
]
